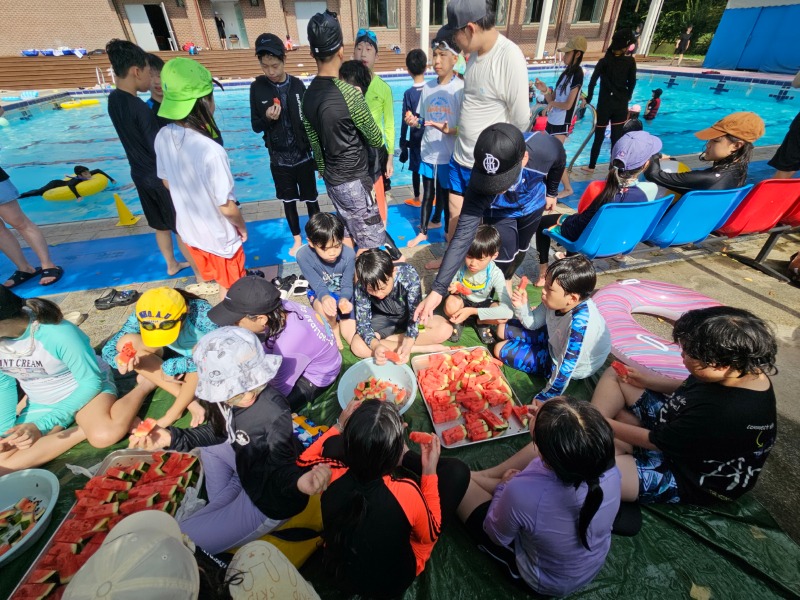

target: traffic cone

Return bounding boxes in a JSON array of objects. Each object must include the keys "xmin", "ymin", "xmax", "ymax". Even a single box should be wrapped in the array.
[{"xmin": 114, "ymin": 193, "xmax": 141, "ymax": 227}]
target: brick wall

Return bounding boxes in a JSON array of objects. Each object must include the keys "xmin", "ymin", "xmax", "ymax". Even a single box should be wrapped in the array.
[{"xmin": 0, "ymin": 0, "xmax": 126, "ymax": 56}]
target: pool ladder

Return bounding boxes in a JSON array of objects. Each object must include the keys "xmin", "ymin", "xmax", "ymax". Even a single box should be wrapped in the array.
[{"xmin": 567, "ymin": 103, "xmax": 598, "ymax": 173}]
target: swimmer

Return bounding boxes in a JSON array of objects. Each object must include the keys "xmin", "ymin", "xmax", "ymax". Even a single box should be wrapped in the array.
[{"xmin": 19, "ymin": 165, "xmax": 115, "ymax": 202}]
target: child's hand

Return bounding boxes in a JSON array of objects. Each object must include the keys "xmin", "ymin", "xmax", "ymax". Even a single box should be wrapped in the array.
[
  {"xmin": 297, "ymin": 464, "xmax": 332, "ymax": 495},
  {"xmin": 398, "ymin": 338, "xmax": 415, "ymax": 364},
  {"xmin": 403, "ymin": 110, "xmax": 419, "ymax": 127},
  {"xmin": 338, "ymin": 298, "xmax": 353, "ymax": 314},
  {"xmin": 338, "ymin": 398, "xmax": 363, "ymax": 430},
  {"xmin": 616, "ymin": 364, "xmax": 646, "ymax": 389},
  {"xmin": 320, "ymin": 295, "xmax": 338, "ymax": 318},
  {"xmin": 373, "ymin": 343, "xmax": 389, "ymax": 365},
  {"xmin": 3, "ymin": 423, "xmax": 42, "ymax": 450},
  {"xmin": 511, "ymin": 287, "xmax": 528, "ymax": 308},
  {"xmin": 188, "ymin": 400, "xmax": 206, "ymax": 427},
  {"xmin": 236, "ymin": 225, "xmax": 248, "ymax": 243},
  {"xmin": 128, "ymin": 424, "xmax": 171, "ymax": 450},
  {"xmin": 534, "ymin": 78, "xmax": 548, "ymax": 93},
  {"xmin": 266, "ymin": 104, "xmax": 282, "ymax": 121},
  {"xmin": 420, "ymin": 434, "xmax": 441, "ymax": 475},
  {"xmin": 500, "ymin": 468, "xmax": 520, "ymax": 484},
  {"xmin": 447, "ymin": 282, "xmax": 459, "ymax": 295},
  {"xmin": 426, "ymin": 120, "xmax": 450, "ymax": 134},
  {"xmin": 450, "ymin": 306, "xmax": 476, "ymax": 324}
]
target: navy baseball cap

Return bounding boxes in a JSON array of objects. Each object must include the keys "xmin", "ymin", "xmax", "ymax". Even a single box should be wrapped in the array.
[{"xmin": 469, "ymin": 123, "xmax": 526, "ymax": 196}]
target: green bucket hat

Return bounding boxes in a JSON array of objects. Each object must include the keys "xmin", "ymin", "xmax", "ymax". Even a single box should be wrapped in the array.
[{"xmin": 158, "ymin": 57, "xmax": 213, "ymax": 120}]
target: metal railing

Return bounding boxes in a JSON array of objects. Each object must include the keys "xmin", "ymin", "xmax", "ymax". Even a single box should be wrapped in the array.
[{"xmin": 567, "ymin": 103, "xmax": 598, "ymax": 173}]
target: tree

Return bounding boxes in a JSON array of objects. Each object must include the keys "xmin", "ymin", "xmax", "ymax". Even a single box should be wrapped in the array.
[{"xmin": 652, "ymin": 0, "xmax": 725, "ymax": 54}]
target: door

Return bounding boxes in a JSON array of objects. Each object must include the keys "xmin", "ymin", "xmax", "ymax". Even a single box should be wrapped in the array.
[
  {"xmin": 126, "ymin": 4, "xmax": 159, "ymax": 51},
  {"xmin": 295, "ymin": 1, "xmax": 328, "ymax": 46},
  {"xmin": 144, "ymin": 4, "xmax": 174, "ymax": 51},
  {"xmin": 211, "ymin": 1, "xmax": 249, "ymax": 49}
]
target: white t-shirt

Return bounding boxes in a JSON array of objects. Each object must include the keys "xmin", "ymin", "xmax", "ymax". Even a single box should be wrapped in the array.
[
  {"xmin": 453, "ymin": 34, "xmax": 531, "ymax": 168},
  {"xmin": 155, "ymin": 124, "xmax": 241, "ymax": 258},
  {"xmin": 418, "ymin": 75, "xmax": 464, "ymax": 166}
]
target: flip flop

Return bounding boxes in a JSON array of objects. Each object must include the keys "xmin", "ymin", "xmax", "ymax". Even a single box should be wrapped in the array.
[
  {"xmin": 3, "ymin": 267, "xmax": 42, "ymax": 288},
  {"xmin": 185, "ymin": 282, "xmax": 219, "ymax": 296},
  {"xmin": 290, "ymin": 277, "xmax": 309, "ymax": 296},
  {"xmin": 95, "ymin": 289, "xmax": 140, "ymax": 310},
  {"xmin": 448, "ymin": 323, "xmax": 463, "ymax": 343},
  {"xmin": 475, "ymin": 325, "xmax": 496, "ymax": 345},
  {"xmin": 39, "ymin": 266, "xmax": 64, "ymax": 286}
]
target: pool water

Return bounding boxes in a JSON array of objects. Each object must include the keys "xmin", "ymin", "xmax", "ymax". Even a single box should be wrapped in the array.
[{"xmin": 1, "ymin": 69, "xmax": 798, "ymax": 226}]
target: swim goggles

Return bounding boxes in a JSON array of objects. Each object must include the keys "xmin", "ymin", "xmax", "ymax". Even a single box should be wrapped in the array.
[
  {"xmin": 431, "ymin": 39, "xmax": 458, "ymax": 55},
  {"xmin": 138, "ymin": 314, "xmax": 186, "ymax": 331},
  {"xmin": 356, "ymin": 29, "xmax": 378, "ymax": 45}
]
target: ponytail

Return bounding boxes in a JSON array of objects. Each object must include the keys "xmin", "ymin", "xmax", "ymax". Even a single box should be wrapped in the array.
[
  {"xmin": 589, "ymin": 159, "xmax": 647, "ymax": 212},
  {"xmin": 556, "ymin": 51, "xmax": 584, "ymax": 95},
  {"xmin": 322, "ymin": 489, "xmax": 368, "ymax": 578},
  {"xmin": 25, "ymin": 298, "xmax": 62, "ymax": 325},
  {"xmin": 577, "ymin": 477, "xmax": 604, "ymax": 550}
]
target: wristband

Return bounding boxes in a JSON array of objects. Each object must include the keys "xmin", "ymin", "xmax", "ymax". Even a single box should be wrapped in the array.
[{"xmin": 417, "ymin": 118, "xmax": 425, "ymax": 129}]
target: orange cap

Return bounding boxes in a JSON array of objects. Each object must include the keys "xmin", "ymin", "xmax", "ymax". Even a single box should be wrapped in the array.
[{"xmin": 694, "ymin": 111, "xmax": 765, "ymax": 144}]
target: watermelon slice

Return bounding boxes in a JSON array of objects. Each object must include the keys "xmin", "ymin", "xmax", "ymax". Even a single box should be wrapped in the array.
[
  {"xmin": 54, "ymin": 553, "xmax": 86, "ymax": 584},
  {"xmin": 117, "ymin": 342, "xmax": 137, "ymax": 364},
  {"xmin": 409, "ymin": 431, "xmax": 433, "ymax": 444},
  {"xmin": 441, "ymin": 425, "xmax": 467, "ymax": 445},
  {"xmin": 454, "ymin": 282, "xmax": 471, "ymax": 295},
  {"xmin": 479, "ymin": 409, "xmax": 509, "ymax": 432},
  {"xmin": 162, "ymin": 453, "xmax": 198, "ymax": 476},
  {"xmin": 611, "ymin": 360, "xmax": 629, "ymax": 377},
  {"xmin": 74, "ymin": 488, "xmax": 116, "ymax": 502},
  {"xmin": 119, "ymin": 494, "xmax": 159, "ymax": 515},
  {"xmin": 517, "ymin": 275, "xmax": 529, "ymax": 292},
  {"xmin": 132, "ymin": 417, "xmax": 158, "ymax": 438},
  {"xmin": 59, "ymin": 517, "xmax": 109, "ymax": 535},
  {"xmin": 139, "ymin": 465, "xmax": 167, "ymax": 484},
  {"xmin": 14, "ymin": 582, "xmax": 56, "ymax": 599},
  {"xmin": 384, "ymin": 350, "xmax": 402, "ymax": 364},
  {"xmin": 86, "ymin": 477, "xmax": 132, "ymax": 492},
  {"xmin": 76, "ymin": 502, "xmax": 119, "ymax": 520},
  {"xmin": 511, "ymin": 405, "xmax": 530, "ymax": 427},
  {"xmin": 27, "ymin": 569, "xmax": 58, "ymax": 584}
]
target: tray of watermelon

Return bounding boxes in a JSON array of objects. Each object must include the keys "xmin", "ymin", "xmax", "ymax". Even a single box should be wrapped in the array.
[
  {"xmin": 412, "ymin": 347, "xmax": 531, "ymax": 448},
  {"xmin": 11, "ymin": 449, "xmax": 203, "ymax": 599}
]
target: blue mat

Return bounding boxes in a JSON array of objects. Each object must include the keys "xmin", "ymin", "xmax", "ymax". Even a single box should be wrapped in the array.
[{"xmin": 1, "ymin": 204, "xmax": 448, "ymax": 297}]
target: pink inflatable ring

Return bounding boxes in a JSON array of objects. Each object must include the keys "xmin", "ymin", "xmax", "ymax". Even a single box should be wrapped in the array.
[{"xmin": 593, "ymin": 279, "xmax": 721, "ymax": 379}]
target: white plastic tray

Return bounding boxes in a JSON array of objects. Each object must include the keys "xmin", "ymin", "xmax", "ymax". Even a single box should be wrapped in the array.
[
  {"xmin": 411, "ymin": 347, "xmax": 529, "ymax": 448},
  {"xmin": 0, "ymin": 469, "xmax": 59, "ymax": 568}
]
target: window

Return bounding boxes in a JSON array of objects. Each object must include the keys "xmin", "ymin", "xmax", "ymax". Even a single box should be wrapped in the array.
[
  {"xmin": 368, "ymin": 0, "xmax": 387, "ymax": 27},
  {"xmin": 430, "ymin": 0, "xmax": 446, "ymax": 25},
  {"xmin": 526, "ymin": 0, "xmax": 559, "ymax": 24},
  {"xmin": 573, "ymin": 0, "xmax": 605, "ymax": 23}
]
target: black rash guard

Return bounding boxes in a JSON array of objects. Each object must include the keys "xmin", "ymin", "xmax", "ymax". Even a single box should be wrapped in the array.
[
  {"xmin": 644, "ymin": 156, "xmax": 747, "ymax": 196},
  {"xmin": 587, "ymin": 54, "xmax": 637, "ymax": 105},
  {"xmin": 302, "ymin": 76, "xmax": 383, "ymax": 190}
]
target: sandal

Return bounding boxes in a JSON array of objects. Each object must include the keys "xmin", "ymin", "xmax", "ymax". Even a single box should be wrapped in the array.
[
  {"xmin": 291, "ymin": 277, "xmax": 309, "ymax": 296},
  {"xmin": 94, "ymin": 288, "xmax": 140, "ymax": 310},
  {"xmin": 476, "ymin": 325, "xmax": 496, "ymax": 345},
  {"xmin": 39, "ymin": 266, "xmax": 64, "ymax": 286},
  {"xmin": 246, "ymin": 269, "xmax": 265, "ymax": 279},
  {"xmin": 277, "ymin": 274, "xmax": 297, "ymax": 299},
  {"xmin": 448, "ymin": 323, "xmax": 463, "ymax": 343},
  {"xmin": 3, "ymin": 267, "xmax": 42, "ymax": 288},
  {"xmin": 185, "ymin": 281, "xmax": 219, "ymax": 296}
]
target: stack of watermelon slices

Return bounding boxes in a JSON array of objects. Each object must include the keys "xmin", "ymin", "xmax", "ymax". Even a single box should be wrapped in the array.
[
  {"xmin": 417, "ymin": 348, "xmax": 529, "ymax": 446},
  {"xmin": 13, "ymin": 452, "xmax": 200, "ymax": 600}
]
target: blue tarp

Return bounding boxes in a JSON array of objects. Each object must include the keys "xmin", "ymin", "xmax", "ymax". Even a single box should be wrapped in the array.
[{"xmin": 704, "ymin": 4, "xmax": 800, "ymax": 74}]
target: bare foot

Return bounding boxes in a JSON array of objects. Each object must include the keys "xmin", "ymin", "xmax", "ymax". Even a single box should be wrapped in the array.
[
  {"xmin": 428, "ymin": 221, "xmax": 443, "ymax": 229},
  {"xmin": 425, "ymin": 258, "xmax": 442, "ymax": 270},
  {"xmin": 406, "ymin": 233, "xmax": 428, "ymax": 248},
  {"xmin": 580, "ymin": 166, "xmax": 595, "ymax": 173},
  {"xmin": 288, "ymin": 241, "xmax": 303, "ymax": 257},
  {"xmin": 557, "ymin": 189, "xmax": 573, "ymax": 199},
  {"xmin": 167, "ymin": 261, "xmax": 190, "ymax": 277}
]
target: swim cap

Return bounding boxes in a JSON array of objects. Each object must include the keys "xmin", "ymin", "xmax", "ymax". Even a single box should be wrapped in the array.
[{"xmin": 308, "ymin": 11, "xmax": 343, "ymax": 59}]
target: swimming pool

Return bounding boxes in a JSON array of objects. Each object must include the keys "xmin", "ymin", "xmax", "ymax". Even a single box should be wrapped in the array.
[{"xmin": 1, "ymin": 68, "xmax": 798, "ymax": 226}]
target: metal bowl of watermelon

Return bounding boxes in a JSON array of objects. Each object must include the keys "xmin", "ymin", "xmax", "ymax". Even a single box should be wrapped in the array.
[
  {"xmin": 0, "ymin": 469, "xmax": 59, "ymax": 566},
  {"xmin": 337, "ymin": 358, "xmax": 417, "ymax": 415}
]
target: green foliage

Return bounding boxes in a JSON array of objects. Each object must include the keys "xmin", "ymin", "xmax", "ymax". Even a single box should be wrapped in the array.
[{"xmin": 652, "ymin": 0, "xmax": 726, "ymax": 54}]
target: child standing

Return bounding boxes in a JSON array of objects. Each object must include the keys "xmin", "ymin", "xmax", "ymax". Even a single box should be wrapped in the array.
[
  {"xmin": 399, "ymin": 49, "xmax": 426, "ymax": 207},
  {"xmin": 295, "ymin": 213, "xmax": 357, "ymax": 349},
  {"xmin": 129, "ymin": 326, "xmax": 332, "ymax": 554},
  {"xmin": 156, "ymin": 57, "xmax": 247, "ymax": 299},
  {"xmin": 351, "ymin": 249, "xmax": 452, "ymax": 363},
  {"xmin": 495, "ymin": 255, "xmax": 610, "ymax": 401},
  {"xmin": 299, "ymin": 399, "xmax": 469, "ymax": 598},
  {"xmin": 250, "ymin": 33, "xmax": 320, "ymax": 257},
  {"xmin": 593, "ymin": 306, "xmax": 778, "ymax": 505},
  {"xmin": 405, "ymin": 27, "xmax": 463, "ymax": 248},
  {"xmin": 458, "ymin": 397, "xmax": 620, "ymax": 597},
  {"xmin": 105, "ymin": 40, "xmax": 192, "ymax": 281},
  {"xmin": 644, "ymin": 88, "xmax": 663, "ymax": 121},
  {"xmin": 354, "ymin": 29, "xmax": 395, "ymax": 208},
  {"xmin": 444, "ymin": 225, "xmax": 512, "ymax": 344},
  {"xmin": 145, "ymin": 53, "xmax": 170, "ymax": 129}
]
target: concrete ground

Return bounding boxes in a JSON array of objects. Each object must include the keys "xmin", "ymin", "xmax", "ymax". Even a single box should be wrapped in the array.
[{"xmin": 14, "ymin": 145, "xmax": 800, "ymax": 543}]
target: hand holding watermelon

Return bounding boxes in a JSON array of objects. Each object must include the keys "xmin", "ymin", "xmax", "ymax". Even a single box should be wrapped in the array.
[
  {"xmin": 128, "ymin": 423, "xmax": 171, "ymax": 450},
  {"xmin": 320, "ymin": 295, "xmax": 338, "ymax": 318},
  {"xmin": 511, "ymin": 284, "xmax": 528, "ymax": 308},
  {"xmin": 420, "ymin": 433, "xmax": 441, "ymax": 475},
  {"xmin": 409, "ymin": 431, "xmax": 434, "ymax": 445},
  {"xmin": 611, "ymin": 360, "xmax": 629, "ymax": 378}
]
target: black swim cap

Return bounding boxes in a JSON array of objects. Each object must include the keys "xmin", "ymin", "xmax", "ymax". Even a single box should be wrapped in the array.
[
  {"xmin": 74, "ymin": 165, "xmax": 90, "ymax": 175},
  {"xmin": 308, "ymin": 11, "xmax": 343, "ymax": 58},
  {"xmin": 610, "ymin": 29, "xmax": 634, "ymax": 51}
]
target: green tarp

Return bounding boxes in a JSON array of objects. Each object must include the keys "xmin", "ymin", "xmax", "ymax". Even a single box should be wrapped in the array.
[{"xmin": 2, "ymin": 326, "xmax": 799, "ymax": 600}]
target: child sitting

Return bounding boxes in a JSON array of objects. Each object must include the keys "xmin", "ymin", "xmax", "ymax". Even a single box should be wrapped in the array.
[
  {"xmin": 295, "ymin": 213, "xmax": 356, "ymax": 349},
  {"xmin": 459, "ymin": 397, "xmax": 620, "ymax": 597},
  {"xmin": 592, "ymin": 306, "xmax": 777, "ymax": 505},
  {"xmin": 399, "ymin": 49, "xmax": 426, "ymax": 207},
  {"xmin": 208, "ymin": 276, "xmax": 342, "ymax": 411},
  {"xmin": 644, "ymin": 88, "xmax": 662, "ymax": 120},
  {"xmin": 535, "ymin": 130, "xmax": 661, "ymax": 284},
  {"xmin": 351, "ymin": 249, "xmax": 452, "ymax": 363},
  {"xmin": 129, "ymin": 326, "xmax": 331, "ymax": 554},
  {"xmin": 299, "ymin": 399, "xmax": 469, "ymax": 598},
  {"xmin": 102, "ymin": 287, "xmax": 216, "ymax": 427},
  {"xmin": 444, "ymin": 224, "xmax": 513, "ymax": 344},
  {"xmin": 495, "ymin": 255, "xmax": 610, "ymax": 401}
]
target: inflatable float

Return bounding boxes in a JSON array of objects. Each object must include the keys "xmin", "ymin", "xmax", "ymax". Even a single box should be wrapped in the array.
[
  {"xmin": 42, "ymin": 173, "xmax": 109, "ymax": 201},
  {"xmin": 593, "ymin": 279, "xmax": 721, "ymax": 379},
  {"xmin": 60, "ymin": 99, "xmax": 100, "ymax": 109}
]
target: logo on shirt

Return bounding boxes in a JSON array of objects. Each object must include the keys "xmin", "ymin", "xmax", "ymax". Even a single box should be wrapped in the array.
[
  {"xmin": 234, "ymin": 430, "xmax": 251, "ymax": 446},
  {"xmin": 483, "ymin": 153, "xmax": 500, "ymax": 174}
]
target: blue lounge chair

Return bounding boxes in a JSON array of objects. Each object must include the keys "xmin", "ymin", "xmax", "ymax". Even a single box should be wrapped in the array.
[
  {"xmin": 543, "ymin": 196, "xmax": 673, "ymax": 259},
  {"xmin": 645, "ymin": 185, "xmax": 753, "ymax": 248}
]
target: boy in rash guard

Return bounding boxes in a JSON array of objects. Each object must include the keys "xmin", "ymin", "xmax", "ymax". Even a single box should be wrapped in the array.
[
  {"xmin": 302, "ymin": 11, "xmax": 400, "ymax": 259},
  {"xmin": 250, "ymin": 33, "xmax": 320, "ymax": 257},
  {"xmin": 208, "ymin": 276, "xmax": 342, "ymax": 411}
]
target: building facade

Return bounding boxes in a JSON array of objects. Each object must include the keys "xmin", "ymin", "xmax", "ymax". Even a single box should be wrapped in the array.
[{"xmin": 0, "ymin": 0, "xmax": 621, "ymax": 58}]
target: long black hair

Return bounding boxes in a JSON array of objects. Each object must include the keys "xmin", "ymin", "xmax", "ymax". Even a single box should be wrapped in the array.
[
  {"xmin": 178, "ymin": 93, "xmax": 222, "ymax": 144},
  {"xmin": 708, "ymin": 134, "xmax": 753, "ymax": 186},
  {"xmin": 323, "ymin": 400, "xmax": 405, "ymax": 576},
  {"xmin": 531, "ymin": 397, "xmax": 615, "ymax": 551},
  {"xmin": 590, "ymin": 158, "xmax": 649, "ymax": 212},
  {"xmin": 0, "ymin": 288, "xmax": 62, "ymax": 325},
  {"xmin": 556, "ymin": 50, "xmax": 585, "ymax": 95}
]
